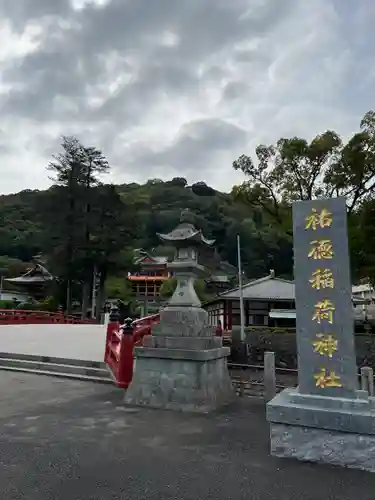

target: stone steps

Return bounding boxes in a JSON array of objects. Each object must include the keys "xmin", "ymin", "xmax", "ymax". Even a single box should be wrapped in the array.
[{"xmin": 0, "ymin": 352, "xmax": 114, "ymax": 384}]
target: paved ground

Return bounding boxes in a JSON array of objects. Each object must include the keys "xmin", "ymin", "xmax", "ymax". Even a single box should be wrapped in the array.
[
  {"xmin": 1, "ymin": 372, "xmax": 375, "ymax": 500},
  {"xmin": 0, "ymin": 324, "xmax": 106, "ymax": 361}
]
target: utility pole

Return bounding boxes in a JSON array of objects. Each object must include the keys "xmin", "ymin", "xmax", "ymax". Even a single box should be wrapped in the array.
[
  {"xmin": 237, "ymin": 234, "xmax": 245, "ymax": 342},
  {"xmin": 91, "ymin": 266, "xmax": 98, "ymax": 319},
  {"xmin": 0, "ymin": 274, "xmax": 4, "ymax": 301}
]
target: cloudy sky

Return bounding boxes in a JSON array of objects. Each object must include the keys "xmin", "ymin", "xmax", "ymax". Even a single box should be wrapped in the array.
[{"xmin": 0, "ymin": 0, "xmax": 374, "ymax": 195}]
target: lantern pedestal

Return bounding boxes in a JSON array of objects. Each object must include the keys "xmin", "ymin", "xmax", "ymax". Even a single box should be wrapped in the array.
[{"xmin": 124, "ymin": 306, "xmax": 234, "ymax": 413}]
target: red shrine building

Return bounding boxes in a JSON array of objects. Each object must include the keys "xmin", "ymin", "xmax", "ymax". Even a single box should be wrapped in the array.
[{"xmin": 127, "ymin": 250, "xmax": 171, "ymax": 303}]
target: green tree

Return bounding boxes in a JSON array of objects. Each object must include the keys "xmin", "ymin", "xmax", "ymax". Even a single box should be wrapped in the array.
[
  {"xmin": 79, "ymin": 145, "xmax": 109, "ymax": 317},
  {"xmin": 87, "ymin": 185, "xmax": 139, "ymax": 313},
  {"xmin": 150, "ymin": 245, "xmax": 175, "ymax": 260},
  {"xmin": 0, "ymin": 256, "xmax": 28, "ymax": 278},
  {"xmin": 350, "ymin": 199, "xmax": 375, "ymax": 284},
  {"xmin": 160, "ymin": 276, "xmax": 214, "ymax": 303},
  {"xmin": 0, "ymin": 190, "xmax": 44, "ymax": 260},
  {"xmin": 42, "ymin": 136, "xmax": 118, "ymax": 315},
  {"xmin": 232, "ymin": 111, "xmax": 375, "ymax": 234},
  {"xmin": 45, "ymin": 136, "xmax": 88, "ymax": 312},
  {"xmin": 104, "ymin": 276, "xmax": 133, "ymax": 301}
]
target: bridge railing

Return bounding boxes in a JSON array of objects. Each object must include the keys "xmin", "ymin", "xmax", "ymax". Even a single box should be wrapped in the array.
[
  {"xmin": 132, "ymin": 313, "xmax": 160, "ymax": 345},
  {"xmin": 104, "ymin": 313, "xmax": 161, "ymax": 388},
  {"xmin": 104, "ymin": 313, "xmax": 230, "ymax": 388},
  {"xmin": 0, "ymin": 309, "xmax": 96, "ymax": 325}
]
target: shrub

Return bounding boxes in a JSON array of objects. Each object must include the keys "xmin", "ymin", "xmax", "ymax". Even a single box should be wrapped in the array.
[{"xmin": 0, "ymin": 300, "xmax": 17, "ymax": 309}]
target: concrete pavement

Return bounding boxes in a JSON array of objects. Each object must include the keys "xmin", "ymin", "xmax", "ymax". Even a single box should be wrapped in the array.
[{"xmin": 1, "ymin": 371, "xmax": 375, "ymax": 500}]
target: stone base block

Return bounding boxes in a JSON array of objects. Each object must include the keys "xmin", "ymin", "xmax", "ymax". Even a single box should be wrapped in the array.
[
  {"xmin": 142, "ymin": 335, "xmax": 222, "ymax": 350},
  {"xmin": 124, "ymin": 347, "xmax": 235, "ymax": 413},
  {"xmin": 270, "ymin": 423, "xmax": 375, "ymax": 472},
  {"xmin": 267, "ymin": 388, "xmax": 375, "ymax": 435},
  {"xmin": 267, "ymin": 388, "xmax": 375, "ymax": 472}
]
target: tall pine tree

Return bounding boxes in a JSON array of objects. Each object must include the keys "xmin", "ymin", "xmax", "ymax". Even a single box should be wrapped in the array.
[{"xmin": 44, "ymin": 136, "xmax": 109, "ymax": 314}]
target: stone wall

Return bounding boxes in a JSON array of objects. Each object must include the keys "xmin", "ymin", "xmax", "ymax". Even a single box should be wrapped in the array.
[{"xmin": 241, "ymin": 327, "xmax": 375, "ymax": 369}]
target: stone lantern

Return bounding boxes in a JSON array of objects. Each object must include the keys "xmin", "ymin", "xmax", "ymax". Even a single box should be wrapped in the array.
[
  {"xmin": 124, "ymin": 209, "xmax": 234, "ymax": 413},
  {"xmin": 159, "ymin": 208, "xmax": 214, "ymax": 311}
]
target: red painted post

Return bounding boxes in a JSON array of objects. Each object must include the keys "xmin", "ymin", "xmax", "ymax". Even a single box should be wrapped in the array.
[
  {"xmin": 104, "ymin": 307, "xmax": 120, "ymax": 364},
  {"xmin": 215, "ymin": 321, "xmax": 223, "ymax": 337},
  {"xmin": 104, "ymin": 311, "xmax": 161, "ymax": 388},
  {"xmin": 116, "ymin": 318, "xmax": 135, "ymax": 389}
]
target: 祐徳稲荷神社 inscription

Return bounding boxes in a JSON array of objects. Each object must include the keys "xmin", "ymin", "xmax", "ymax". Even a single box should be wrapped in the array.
[
  {"xmin": 306, "ymin": 208, "xmax": 341, "ymax": 388},
  {"xmin": 292, "ymin": 197, "xmax": 358, "ymax": 397}
]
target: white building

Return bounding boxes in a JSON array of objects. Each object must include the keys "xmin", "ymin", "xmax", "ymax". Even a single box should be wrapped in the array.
[
  {"xmin": 0, "ymin": 290, "xmax": 33, "ymax": 302},
  {"xmin": 204, "ymin": 272, "xmax": 374, "ymax": 329}
]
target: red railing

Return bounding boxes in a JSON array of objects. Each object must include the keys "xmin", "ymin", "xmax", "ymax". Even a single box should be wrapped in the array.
[
  {"xmin": 0, "ymin": 309, "xmax": 96, "ymax": 325},
  {"xmin": 104, "ymin": 320, "xmax": 133, "ymax": 388},
  {"xmin": 104, "ymin": 313, "xmax": 161, "ymax": 388},
  {"xmin": 104, "ymin": 314, "xmax": 230, "ymax": 388},
  {"xmin": 132, "ymin": 313, "xmax": 160, "ymax": 345}
]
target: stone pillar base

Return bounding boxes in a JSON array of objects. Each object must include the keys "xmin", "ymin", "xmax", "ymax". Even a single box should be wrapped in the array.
[
  {"xmin": 267, "ymin": 388, "xmax": 375, "ymax": 472},
  {"xmin": 270, "ymin": 423, "xmax": 375, "ymax": 472},
  {"xmin": 124, "ymin": 346, "xmax": 235, "ymax": 413}
]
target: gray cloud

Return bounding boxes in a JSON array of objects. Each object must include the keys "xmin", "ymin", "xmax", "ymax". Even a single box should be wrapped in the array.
[
  {"xmin": 2, "ymin": 0, "xmax": 292, "ymax": 119},
  {"xmin": 1, "ymin": 1, "xmax": 72, "ymax": 30},
  {"xmin": 131, "ymin": 119, "xmax": 248, "ymax": 176},
  {"xmin": 0, "ymin": 0, "xmax": 374, "ymax": 194}
]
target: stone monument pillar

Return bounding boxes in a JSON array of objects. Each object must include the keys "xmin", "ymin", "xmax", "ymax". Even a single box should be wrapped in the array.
[
  {"xmin": 124, "ymin": 210, "xmax": 234, "ymax": 412},
  {"xmin": 267, "ymin": 197, "xmax": 375, "ymax": 472}
]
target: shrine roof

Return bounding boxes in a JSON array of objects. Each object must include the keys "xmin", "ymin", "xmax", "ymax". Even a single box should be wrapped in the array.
[
  {"xmin": 4, "ymin": 263, "xmax": 54, "ymax": 285},
  {"xmin": 219, "ymin": 274, "xmax": 295, "ymax": 301},
  {"xmin": 135, "ymin": 255, "xmax": 168, "ymax": 265},
  {"xmin": 215, "ymin": 273, "xmax": 363, "ymax": 304},
  {"xmin": 5, "ymin": 276, "xmax": 53, "ymax": 284}
]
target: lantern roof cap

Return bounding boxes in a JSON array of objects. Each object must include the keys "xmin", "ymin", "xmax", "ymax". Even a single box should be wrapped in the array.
[{"xmin": 157, "ymin": 209, "xmax": 215, "ymax": 246}]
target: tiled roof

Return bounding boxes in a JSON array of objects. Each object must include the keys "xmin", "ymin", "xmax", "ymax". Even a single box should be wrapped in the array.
[
  {"xmin": 134, "ymin": 254, "xmax": 169, "ymax": 265},
  {"xmin": 219, "ymin": 275, "xmax": 295, "ymax": 301},
  {"xmin": 5, "ymin": 263, "xmax": 54, "ymax": 284},
  {"xmin": 5, "ymin": 276, "xmax": 53, "ymax": 284}
]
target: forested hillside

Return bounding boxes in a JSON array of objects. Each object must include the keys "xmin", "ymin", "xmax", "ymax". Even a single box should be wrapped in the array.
[
  {"xmin": 0, "ymin": 177, "xmax": 293, "ymax": 280},
  {"xmin": 0, "ymin": 174, "xmax": 373, "ymax": 288}
]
